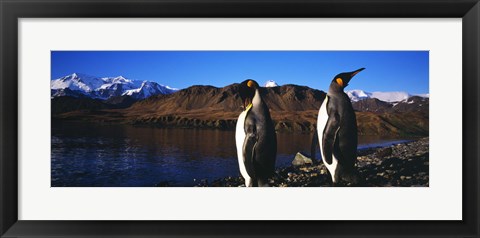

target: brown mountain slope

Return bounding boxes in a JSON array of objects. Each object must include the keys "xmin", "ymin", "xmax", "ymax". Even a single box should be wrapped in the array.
[{"xmin": 128, "ymin": 84, "xmax": 325, "ymax": 113}]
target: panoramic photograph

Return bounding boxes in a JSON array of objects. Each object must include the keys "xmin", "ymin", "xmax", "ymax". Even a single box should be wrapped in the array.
[{"xmin": 51, "ymin": 51, "xmax": 429, "ymax": 187}]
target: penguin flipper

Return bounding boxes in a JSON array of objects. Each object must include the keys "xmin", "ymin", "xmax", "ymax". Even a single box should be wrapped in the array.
[
  {"xmin": 322, "ymin": 113, "xmax": 341, "ymax": 165},
  {"xmin": 243, "ymin": 132, "xmax": 257, "ymax": 179}
]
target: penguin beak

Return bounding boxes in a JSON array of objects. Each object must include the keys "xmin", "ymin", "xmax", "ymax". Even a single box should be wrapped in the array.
[
  {"xmin": 351, "ymin": 68, "xmax": 365, "ymax": 77},
  {"xmin": 342, "ymin": 68, "xmax": 365, "ymax": 87}
]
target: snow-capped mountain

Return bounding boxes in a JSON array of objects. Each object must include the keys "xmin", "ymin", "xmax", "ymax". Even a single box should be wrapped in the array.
[
  {"xmin": 51, "ymin": 73, "xmax": 104, "ymax": 93},
  {"xmin": 265, "ymin": 80, "xmax": 279, "ymax": 87},
  {"xmin": 346, "ymin": 89, "xmax": 429, "ymax": 113},
  {"xmin": 347, "ymin": 89, "xmax": 429, "ymax": 103},
  {"xmin": 51, "ymin": 73, "xmax": 178, "ymax": 100},
  {"xmin": 123, "ymin": 81, "xmax": 177, "ymax": 99},
  {"xmin": 346, "ymin": 89, "xmax": 372, "ymax": 102}
]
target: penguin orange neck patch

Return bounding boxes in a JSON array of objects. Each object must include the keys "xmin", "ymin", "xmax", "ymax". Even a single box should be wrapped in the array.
[
  {"xmin": 245, "ymin": 103, "xmax": 253, "ymax": 111},
  {"xmin": 336, "ymin": 78, "xmax": 344, "ymax": 87}
]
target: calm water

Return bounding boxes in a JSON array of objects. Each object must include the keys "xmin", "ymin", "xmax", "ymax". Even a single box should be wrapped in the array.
[{"xmin": 51, "ymin": 122, "xmax": 410, "ymax": 187}]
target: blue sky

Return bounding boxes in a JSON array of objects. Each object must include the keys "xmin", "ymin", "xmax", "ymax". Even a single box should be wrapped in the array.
[{"xmin": 51, "ymin": 51, "xmax": 429, "ymax": 94}]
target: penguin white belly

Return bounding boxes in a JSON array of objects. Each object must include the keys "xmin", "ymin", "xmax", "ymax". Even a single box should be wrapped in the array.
[
  {"xmin": 235, "ymin": 110, "xmax": 252, "ymax": 187},
  {"xmin": 317, "ymin": 96, "xmax": 339, "ymax": 183}
]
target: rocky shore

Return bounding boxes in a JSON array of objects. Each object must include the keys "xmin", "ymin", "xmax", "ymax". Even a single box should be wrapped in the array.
[{"xmin": 197, "ymin": 137, "xmax": 429, "ymax": 187}]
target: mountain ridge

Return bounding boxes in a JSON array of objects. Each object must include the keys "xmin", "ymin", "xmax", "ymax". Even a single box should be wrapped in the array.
[
  {"xmin": 51, "ymin": 73, "xmax": 178, "ymax": 100},
  {"xmin": 52, "ymin": 83, "xmax": 429, "ymax": 136},
  {"xmin": 346, "ymin": 89, "xmax": 429, "ymax": 103}
]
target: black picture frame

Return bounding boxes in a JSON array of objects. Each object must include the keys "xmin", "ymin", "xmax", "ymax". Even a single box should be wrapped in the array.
[{"xmin": 1, "ymin": 0, "xmax": 479, "ymax": 237}]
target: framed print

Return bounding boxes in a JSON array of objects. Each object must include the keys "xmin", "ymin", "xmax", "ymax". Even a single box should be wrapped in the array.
[{"xmin": 1, "ymin": 0, "xmax": 479, "ymax": 237}]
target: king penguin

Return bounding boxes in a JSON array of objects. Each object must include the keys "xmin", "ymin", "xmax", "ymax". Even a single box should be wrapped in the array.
[
  {"xmin": 235, "ymin": 79, "xmax": 277, "ymax": 187},
  {"xmin": 314, "ymin": 68, "xmax": 365, "ymax": 186}
]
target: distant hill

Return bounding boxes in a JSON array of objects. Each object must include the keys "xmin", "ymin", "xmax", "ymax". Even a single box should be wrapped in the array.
[{"xmin": 351, "ymin": 96, "xmax": 428, "ymax": 115}]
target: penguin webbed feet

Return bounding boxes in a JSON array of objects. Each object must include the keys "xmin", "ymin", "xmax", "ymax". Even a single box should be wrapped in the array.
[
  {"xmin": 249, "ymin": 177, "xmax": 270, "ymax": 187},
  {"xmin": 337, "ymin": 171, "xmax": 364, "ymax": 187},
  {"xmin": 329, "ymin": 166, "xmax": 363, "ymax": 187},
  {"xmin": 257, "ymin": 178, "xmax": 270, "ymax": 187}
]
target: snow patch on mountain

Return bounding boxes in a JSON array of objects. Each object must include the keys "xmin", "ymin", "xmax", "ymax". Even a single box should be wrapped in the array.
[
  {"xmin": 346, "ymin": 90, "xmax": 372, "ymax": 102},
  {"xmin": 414, "ymin": 93, "xmax": 430, "ymax": 98},
  {"xmin": 164, "ymin": 85, "xmax": 180, "ymax": 91},
  {"xmin": 265, "ymin": 80, "xmax": 279, "ymax": 87},
  {"xmin": 370, "ymin": 91, "xmax": 411, "ymax": 103},
  {"xmin": 123, "ymin": 81, "xmax": 177, "ymax": 99}
]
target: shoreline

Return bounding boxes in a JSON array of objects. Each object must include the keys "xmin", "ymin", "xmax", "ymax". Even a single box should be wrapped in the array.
[
  {"xmin": 193, "ymin": 137, "xmax": 429, "ymax": 187},
  {"xmin": 53, "ymin": 118, "xmax": 428, "ymax": 138}
]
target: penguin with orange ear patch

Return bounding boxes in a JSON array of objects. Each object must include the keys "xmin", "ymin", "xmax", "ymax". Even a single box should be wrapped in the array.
[
  {"xmin": 235, "ymin": 79, "xmax": 277, "ymax": 187},
  {"xmin": 315, "ymin": 68, "xmax": 365, "ymax": 186}
]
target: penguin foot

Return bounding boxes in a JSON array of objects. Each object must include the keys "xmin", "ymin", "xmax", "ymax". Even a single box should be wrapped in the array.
[{"xmin": 257, "ymin": 178, "xmax": 270, "ymax": 187}]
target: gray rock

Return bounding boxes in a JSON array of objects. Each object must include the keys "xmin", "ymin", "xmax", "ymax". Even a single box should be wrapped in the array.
[
  {"xmin": 375, "ymin": 147, "xmax": 393, "ymax": 158},
  {"xmin": 292, "ymin": 152, "xmax": 313, "ymax": 166}
]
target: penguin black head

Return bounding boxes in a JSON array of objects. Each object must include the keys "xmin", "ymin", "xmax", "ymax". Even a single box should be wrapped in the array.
[
  {"xmin": 330, "ymin": 68, "xmax": 365, "ymax": 91},
  {"xmin": 239, "ymin": 79, "xmax": 260, "ymax": 109}
]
